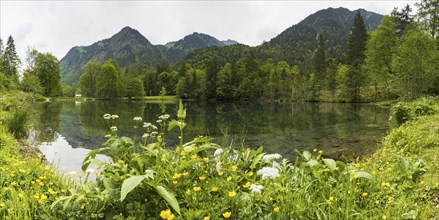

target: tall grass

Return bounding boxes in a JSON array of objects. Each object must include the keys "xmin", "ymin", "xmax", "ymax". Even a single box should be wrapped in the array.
[{"xmin": 6, "ymin": 108, "xmax": 28, "ymax": 138}]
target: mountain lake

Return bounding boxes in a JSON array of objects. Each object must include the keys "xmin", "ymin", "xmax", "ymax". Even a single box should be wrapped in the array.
[{"xmin": 28, "ymin": 99, "xmax": 390, "ymax": 172}]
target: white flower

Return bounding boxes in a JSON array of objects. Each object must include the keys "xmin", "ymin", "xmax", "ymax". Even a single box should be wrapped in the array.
[
  {"xmin": 68, "ymin": 171, "xmax": 77, "ymax": 177},
  {"xmin": 133, "ymin": 116, "xmax": 142, "ymax": 121},
  {"xmin": 103, "ymin": 114, "xmax": 111, "ymax": 120},
  {"xmin": 216, "ymin": 162, "xmax": 222, "ymax": 173},
  {"xmin": 263, "ymin": 153, "xmax": 282, "ymax": 162},
  {"xmin": 151, "ymin": 131, "xmax": 158, "ymax": 137},
  {"xmin": 249, "ymin": 184, "xmax": 264, "ymax": 194},
  {"xmin": 214, "ymin": 149, "xmax": 224, "ymax": 157},
  {"xmin": 257, "ymin": 167, "xmax": 280, "ymax": 180},
  {"xmin": 110, "ymin": 126, "xmax": 118, "ymax": 132},
  {"xmin": 142, "ymin": 133, "xmax": 149, "ymax": 139},
  {"xmin": 151, "ymin": 125, "xmax": 158, "ymax": 130},
  {"xmin": 111, "ymin": 115, "xmax": 119, "ymax": 119},
  {"xmin": 183, "ymin": 145, "xmax": 193, "ymax": 152},
  {"xmin": 156, "ymin": 119, "xmax": 163, "ymax": 123},
  {"xmin": 159, "ymin": 114, "xmax": 170, "ymax": 120},
  {"xmin": 272, "ymin": 161, "xmax": 280, "ymax": 168},
  {"xmin": 86, "ymin": 168, "xmax": 95, "ymax": 173},
  {"xmin": 143, "ymin": 122, "xmax": 152, "ymax": 128},
  {"xmin": 105, "ymin": 134, "xmax": 112, "ymax": 138}
]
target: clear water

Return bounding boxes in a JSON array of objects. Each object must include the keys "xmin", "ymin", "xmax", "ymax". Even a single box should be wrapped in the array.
[{"xmin": 29, "ymin": 100, "xmax": 390, "ymax": 172}]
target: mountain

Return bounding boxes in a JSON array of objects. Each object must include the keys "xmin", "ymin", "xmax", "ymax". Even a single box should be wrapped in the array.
[
  {"xmin": 161, "ymin": 32, "xmax": 238, "ymax": 63},
  {"xmin": 258, "ymin": 7, "xmax": 383, "ymax": 64},
  {"xmin": 60, "ymin": 8, "xmax": 383, "ymax": 84},
  {"xmin": 184, "ymin": 8, "xmax": 382, "ymax": 68},
  {"xmin": 60, "ymin": 26, "xmax": 164, "ymax": 84},
  {"xmin": 60, "ymin": 29, "xmax": 239, "ymax": 84}
]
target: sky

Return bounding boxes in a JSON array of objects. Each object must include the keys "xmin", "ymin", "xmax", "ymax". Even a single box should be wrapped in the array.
[{"xmin": 1, "ymin": 0, "xmax": 417, "ymax": 61}]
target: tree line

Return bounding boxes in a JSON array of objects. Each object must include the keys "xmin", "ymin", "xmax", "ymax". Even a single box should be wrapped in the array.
[{"xmin": 79, "ymin": 1, "xmax": 437, "ymax": 101}]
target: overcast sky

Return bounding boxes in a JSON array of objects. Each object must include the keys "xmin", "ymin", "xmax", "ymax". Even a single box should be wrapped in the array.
[{"xmin": 1, "ymin": 0, "xmax": 416, "ymax": 61}]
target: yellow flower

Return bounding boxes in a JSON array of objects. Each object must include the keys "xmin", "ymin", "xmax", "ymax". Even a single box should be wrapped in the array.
[
  {"xmin": 227, "ymin": 176, "xmax": 232, "ymax": 182},
  {"xmin": 203, "ymin": 216, "xmax": 210, "ymax": 220},
  {"xmin": 203, "ymin": 157, "xmax": 209, "ymax": 162},
  {"xmin": 247, "ymin": 171, "xmax": 254, "ymax": 177},
  {"xmin": 274, "ymin": 206, "xmax": 280, "ymax": 213},
  {"xmin": 191, "ymin": 154, "xmax": 198, "ymax": 159},
  {"xmin": 0, "ymin": 202, "xmax": 5, "ymax": 208},
  {"xmin": 18, "ymin": 193, "xmax": 24, "ymax": 198},
  {"xmin": 244, "ymin": 182, "xmax": 251, "ymax": 188},
  {"xmin": 11, "ymin": 182, "xmax": 17, "ymax": 186},
  {"xmin": 172, "ymin": 181, "xmax": 178, "ymax": 185},
  {"xmin": 231, "ymin": 165, "xmax": 238, "ymax": 172},
  {"xmin": 173, "ymin": 173, "xmax": 182, "ymax": 180},
  {"xmin": 160, "ymin": 209, "xmax": 173, "ymax": 219},
  {"xmin": 218, "ymin": 171, "xmax": 224, "ymax": 176},
  {"xmin": 199, "ymin": 176, "xmax": 207, "ymax": 181},
  {"xmin": 193, "ymin": 186, "xmax": 201, "ymax": 192},
  {"xmin": 183, "ymin": 172, "xmax": 189, "ymax": 176},
  {"xmin": 61, "ymin": 189, "xmax": 66, "ymax": 193},
  {"xmin": 375, "ymin": 200, "xmax": 380, "ymax": 204},
  {"xmin": 211, "ymin": 187, "xmax": 218, "ymax": 192},
  {"xmin": 117, "ymin": 160, "xmax": 125, "ymax": 165},
  {"xmin": 48, "ymin": 188, "xmax": 57, "ymax": 195},
  {"xmin": 223, "ymin": 211, "xmax": 232, "ymax": 218},
  {"xmin": 382, "ymin": 215, "xmax": 387, "ymax": 220},
  {"xmin": 313, "ymin": 148, "xmax": 317, "ymax": 152},
  {"xmin": 34, "ymin": 195, "xmax": 39, "ymax": 199},
  {"xmin": 318, "ymin": 150, "xmax": 323, "ymax": 154},
  {"xmin": 19, "ymin": 169, "xmax": 26, "ymax": 173},
  {"xmin": 362, "ymin": 192, "xmax": 368, "ymax": 197},
  {"xmin": 3, "ymin": 187, "xmax": 9, "ymax": 191},
  {"xmin": 39, "ymin": 182, "xmax": 44, "ymax": 186},
  {"xmin": 329, "ymin": 196, "xmax": 334, "ymax": 201},
  {"xmin": 228, "ymin": 191, "xmax": 236, "ymax": 197}
]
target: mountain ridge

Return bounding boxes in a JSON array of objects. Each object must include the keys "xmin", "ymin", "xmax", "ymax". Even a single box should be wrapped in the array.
[{"xmin": 60, "ymin": 7, "xmax": 383, "ymax": 84}]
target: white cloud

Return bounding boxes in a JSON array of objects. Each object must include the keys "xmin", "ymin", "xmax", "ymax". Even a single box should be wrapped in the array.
[{"xmin": 0, "ymin": 0, "xmax": 416, "ymax": 62}]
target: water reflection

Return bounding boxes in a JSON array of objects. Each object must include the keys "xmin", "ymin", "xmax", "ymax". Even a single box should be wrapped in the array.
[{"xmin": 30, "ymin": 100, "xmax": 390, "ymax": 171}]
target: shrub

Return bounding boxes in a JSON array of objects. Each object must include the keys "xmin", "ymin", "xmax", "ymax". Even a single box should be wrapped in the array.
[
  {"xmin": 390, "ymin": 97, "xmax": 437, "ymax": 126},
  {"xmin": 6, "ymin": 108, "xmax": 29, "ymax": 138}
]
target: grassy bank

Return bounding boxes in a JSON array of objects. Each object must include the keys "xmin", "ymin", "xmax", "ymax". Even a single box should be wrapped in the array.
[
  {"xmin": 0, "ymin": 93, "xmax": 438, "ymax": 219},
  {"xmin": 0, "ymin": 93, "xmax": 73, "ymax": 219}
]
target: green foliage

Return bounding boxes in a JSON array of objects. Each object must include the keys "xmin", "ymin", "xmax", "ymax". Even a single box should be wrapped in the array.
[
  {"xmin": 415, "ymin": 0, "xmax": 439, "ymax": 40},
  {"xmin": 20, "ymin": 71, "xmax": 43, "ymax": 94},
  {"xmin": 390, "ymin": 97, "xmax": 437, "ymax": 126},
  {"xmin": 0, "ymin": 108, "xmax": 73, "ymax": 219},
  {"xmin": 364, "ymin": 16, "xmax": 397, "ymax": 100},
  {"xmin": 62, "ymin": 84, "xmax": 77, "ymax": 97},
  {"xmin": 392, "ymin": 25, "xmax": 437, "ymax": 100},
  {"xmin": 79, "ymin": 62, "xmax": 101, "ymax": 97},
  {"xmin": 96, "ymin": 61, "xmax": 122, "ymax": 99},
  {"xmin": 6, "ymin": 107, "xmax": 29, "ymax": 138},
  {"xmin": 34, "ymin": 52, "xmax": 62, "ymax": 97}
]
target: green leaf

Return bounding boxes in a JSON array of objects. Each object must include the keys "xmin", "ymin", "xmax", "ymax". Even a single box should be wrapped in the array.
[
  {"xmin": 355, "ymin": 171, "xmax": 374, "ymax": 180},
  {"xmin": 250, "ymin": 153, "xmax": 264, "ymax": 169},
  {"xmin": 152, "ymin": 185, "xmax": 181, "ymax": 215},
  {"xmin": 323, "ymin": 158, "xmax": 337, "ymax": 171},
  {"xmin": 120, "ymin": 175, "xmax": 146, "ymax": 201},
  {"xmin": 192, "ymin": 144, "xmax": 218, "ymax": 154},
  {"xmin": 81, "ymin": 147, "xmax": 108, "ymax": 171},
  {"xmin": 168, "ymin": 120, "xmax": 179, "ymax": 131},
  {"xmin": 177, "ymin": 159, "xmax": 203, "ymax": 172},
  {"xmin": 307, "ymin": 159, "xmax": 319, "ymax": 167},
  {"xmin": 303, "ymin": 151, "xmax": 312, "ymax": 161}
]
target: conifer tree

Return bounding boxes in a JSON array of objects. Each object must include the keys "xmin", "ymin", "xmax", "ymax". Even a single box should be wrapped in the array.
[{"xmin": 345, "ymin": 11, "xmax": 368, "ymax": 101}]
